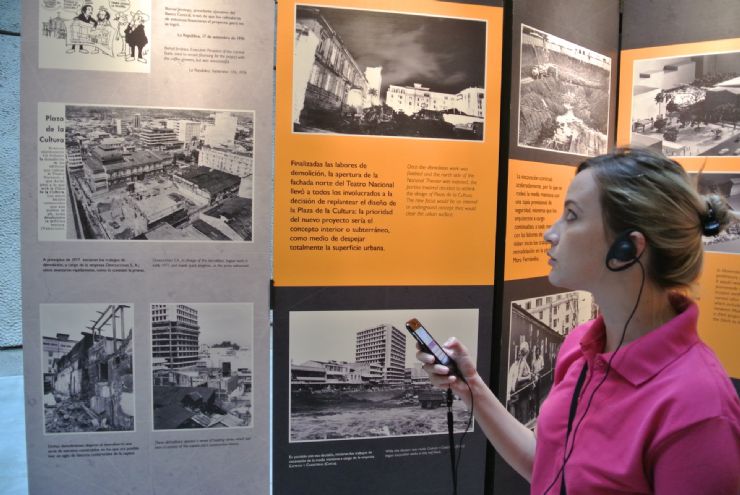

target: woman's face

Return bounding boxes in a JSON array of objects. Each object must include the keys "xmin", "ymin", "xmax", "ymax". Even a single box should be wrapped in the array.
[{"xmin": 544, "ymin": 168, "xmax": 611, "ymax": 292}]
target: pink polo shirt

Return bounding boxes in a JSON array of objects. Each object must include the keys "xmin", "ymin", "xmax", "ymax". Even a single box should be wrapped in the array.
[{"xmin": 531, "ymin": 296, "xmax": 740, "ymax": 494}]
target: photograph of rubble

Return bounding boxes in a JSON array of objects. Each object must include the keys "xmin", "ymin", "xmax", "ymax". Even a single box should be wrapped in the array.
[
  {"xmin": 517, "ymin": 24, "xmax": 611, "ymax": 157},
  {"xmin": 630, "ymin": 51, "xmax": 740, "ymax": 157},
  {"xmin": 42, "ymin": 303, "xmax": 134, "ymax": 434},
  {"xmin": 152, "ymin": 303, "xmax": 253, "ymax": 430},
  {"xmin": 289, "ymin": 308, "xmax": 478, "ymax": 442},
  {"xmin": 292, "ymin": 5, "xmax": 487, "ymax": 140},
  {"xmin": 692, "ymin": 172, "xmax": 740, "ymax": 253},
  {"xmin": 506, "ymin": 291, "xmax": 597, "ymax": 429},
  {"xmin": 64, "ymin": 104, "xmax": 254, "ymax": 241}
]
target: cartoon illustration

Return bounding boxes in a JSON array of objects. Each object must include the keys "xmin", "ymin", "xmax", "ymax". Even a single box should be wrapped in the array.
[
  {"xmin": 124, "ymin": 11, "xmax": 148, "ymax": 63},
  {"xmin": 66, "ymin": 4, "xmax": 97, "ymax": 54},
  {"xmin": 114, "ymin": 12, "xmax": 129, "ymax": 57},
  {"xmin": 40, "ymin": 0, "xmax": 151, "ymax": 69}
]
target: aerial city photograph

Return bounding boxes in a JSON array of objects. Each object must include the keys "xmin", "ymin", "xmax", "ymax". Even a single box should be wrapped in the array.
[
  {"xmin": 630, "ymin": 51, "xmax": 740, "ymax": 156},
  {"xmin": 64, "ymin": 105, "xmax": 255, "ymax": 241}
]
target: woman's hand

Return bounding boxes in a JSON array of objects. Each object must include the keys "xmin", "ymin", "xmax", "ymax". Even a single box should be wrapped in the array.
[{"xmin": 415, "ymin": 337, "xmax": 479, "ymax": 407}]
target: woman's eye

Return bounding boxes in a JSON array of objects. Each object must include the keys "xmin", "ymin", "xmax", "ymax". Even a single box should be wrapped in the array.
[{"xmin": 565, "ymin": 210, "xmax": 577, "ymax": 221}]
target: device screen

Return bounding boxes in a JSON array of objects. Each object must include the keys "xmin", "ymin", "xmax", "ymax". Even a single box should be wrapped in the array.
[{"xmin": 414, "ymin": 327, "xmax": 451, "ymax": 366}]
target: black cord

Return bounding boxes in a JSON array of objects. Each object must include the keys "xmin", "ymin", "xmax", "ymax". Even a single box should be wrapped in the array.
[
  {"xmin": 448, "ymin": 378, "xmax": 475, "ymax": 495},
  {"xmin": 542, "ymin": 260, "xmax": 646, "ymax": 495}
]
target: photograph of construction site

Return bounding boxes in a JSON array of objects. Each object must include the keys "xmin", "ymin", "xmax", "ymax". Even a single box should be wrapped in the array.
[
  {"xmin": 517, "ymin": 24, "xmax": 611, "ymax": 156},
  {"xmin": 630, "ymin": 51, "xmax": 740, "ymax": 157},
  {"xmin": 292, "ymin": 5, "xmax": 487, "ymax": 140},
  {"xmin": 42, "ymin": 304, "xmax": 134, "ymax": 434},
  {"xmin": 693, "ymin": 172, "xmax": 740, "ymax": 253},
  {"xmin": 152, "ymin": 303, "xmax": 253, "ymax": 430},
  {"xmin": 288, "ymin": 308, "xmax": 478, "ymax": 442},
  {"xmin": 64, "ymin": 104, "xmax": 254, "ymax": 241},
  {"xmin": 507, "ymin": 291, "xmax": 597, "ymax": 429}
]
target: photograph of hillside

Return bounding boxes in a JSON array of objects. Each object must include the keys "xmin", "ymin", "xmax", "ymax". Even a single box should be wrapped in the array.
[{"xmin": 517, "ymin": 24, "xmax": 611, "ymax": 157}]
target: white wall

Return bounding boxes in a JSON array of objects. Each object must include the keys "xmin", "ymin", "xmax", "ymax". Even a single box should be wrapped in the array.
[{"xmin": 0, "ymin": 0, "xmax": 21, "ymax": 348}]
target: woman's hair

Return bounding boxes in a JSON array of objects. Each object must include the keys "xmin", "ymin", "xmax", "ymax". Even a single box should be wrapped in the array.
[{"xmin": 577, "ymin": 148, "xmax": 737, "ymax": 290}]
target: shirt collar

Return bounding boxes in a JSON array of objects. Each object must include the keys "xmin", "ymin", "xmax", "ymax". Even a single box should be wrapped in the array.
[{"xmin": 579, "ymin": 295, "xmax": 699, "ymax": 386}]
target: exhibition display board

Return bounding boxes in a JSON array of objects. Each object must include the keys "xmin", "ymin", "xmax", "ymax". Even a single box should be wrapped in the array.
[
  {"xmin": 493, "ymin": 1, "xmax": 620, "ymax": 492},
  {"xmin": 619, "ymin": 0, "xmax": 740, "ymax": 378},
  {"xmin": 272, "ymin": 1, "xmax": 503, "ymax": 494},
  {"xmin": 274, "ymin": 0, "xmax": 503, "ymax": 287},
  {"xmin": 17, "ymin": 0, "xmax": 738, "ymax": 494},
  {"xmin": 21, "ymin": 1, "xmax": 273, "ymax": 493}
]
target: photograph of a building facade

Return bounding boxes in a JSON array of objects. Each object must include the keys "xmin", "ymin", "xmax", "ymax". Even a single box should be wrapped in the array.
[
  {"xmin": 518, "ymin": 24, "xmax": 611, "ymax": 156},
  {"xmin": 152, "ymin": 303, "xmax": 253, "ymax": 430},
  {"xmin": 507, "ymin": 291, "xmax": 597, "ymax": 429},
  {"xmin": 292, "ymin": 5, "xmax": 487, "ymax": 140},
  {"xmin": 42, "ymin": 304, "xmax": 134, "ymax": 433},
  {"xmin": 631, "ymin": 51, "xmax": 740, "ymax": 157},
  {"xmin": 64, "ymin": 105, "xmax": 254, "ymax": 241}
]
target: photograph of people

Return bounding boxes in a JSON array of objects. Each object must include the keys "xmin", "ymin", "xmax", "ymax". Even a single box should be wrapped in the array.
[{"xmin": 417, "ymin": 148, "xmax": 740, "ymax": 493}]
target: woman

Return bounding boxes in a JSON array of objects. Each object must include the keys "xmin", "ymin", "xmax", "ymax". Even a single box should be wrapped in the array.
[{"xmin": 418, "ymin": 149, "xmax": 740, "ymax": 494}]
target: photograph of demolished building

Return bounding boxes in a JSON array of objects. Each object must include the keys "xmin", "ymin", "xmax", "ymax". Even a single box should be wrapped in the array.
[
  {"xmin": 506, "ymin": 291, "xmax": 596, "ymax": 429},
  {"xmin": 289, "ymin": 308, "xmax": 478, "ymax": 442},
  {"xmin": 292, "ymin": 5, "xmax": 487, "ymax": 140},
  {"xmin": 692, "ymin": 172, "xmax": 740, "ymax": 253},
  {"xmin": 517, "ymin": 24, "xmax": 611, "ymax": 157},
  {"xmin": 64, "ymin": 104, "xmax": 254, "ymax": 241},
  {"xmin": 630, "ymin": 51, "xmax": 740, "ymax": 157},
  {"xmin": 42, "ymin": 303, "xmax": 134, "ymax": 433},
  {"xmin": 152, "ymin": 303, "xmax": 253, "ymax": 430}
]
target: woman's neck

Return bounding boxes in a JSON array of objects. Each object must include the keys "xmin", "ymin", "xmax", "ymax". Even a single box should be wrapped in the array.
[{"xmin": 597, "ymin": 282, "xmax": 677, "ymax": 353}]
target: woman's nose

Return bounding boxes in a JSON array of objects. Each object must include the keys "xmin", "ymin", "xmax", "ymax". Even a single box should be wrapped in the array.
[{"xmin": 543, "ymin": 224, "xmax": 558, "ymax": 245}]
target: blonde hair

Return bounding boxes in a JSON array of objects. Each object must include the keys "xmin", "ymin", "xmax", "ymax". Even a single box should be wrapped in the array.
[{"xmin": 577, "ymin": 148, "xmax": 737, "ymax": 290}]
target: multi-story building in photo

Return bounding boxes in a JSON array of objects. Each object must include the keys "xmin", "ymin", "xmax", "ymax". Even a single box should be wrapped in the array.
[
  {"xmin": 139, "ymin": 126, "xmax": 181, "ymax": 150},
  {"xmin": 385, "ymin": 83, "xmax": 485, "ymax": 118},
  {"xmin": 517, "ymin": 291, "xmax": 596, "ymax": 337},
  {"xmin": 172, "ymin": 166, "xmax": 241, "ymax": 206},
  {"xmin": 203, "ymin": 113, "xmax": 238, "ymax": 148},
  {"xmin": 293, "ymin": 6, "xmax": 371, "ymax": 124},
  {"xmin": 151, "ymin": 304, "xmax": 201, "ymax": 369},
  {"xmin": 66, "ymin": 145, "xmax": 83, "ymax": 173},
  {"xmin": 198, "ymin": 145, "xmax": 253, "ymax": 178},
  {"xmin": 42, "ymin": 333, "xmax": 79, "ymax": 375},
  {"xmin": 83, "ymin": 140, "xmax": 167, "ymax": 194},
  {"xmin": 355, "ymin": 323, "xmax": 406, "ymax": 385}
]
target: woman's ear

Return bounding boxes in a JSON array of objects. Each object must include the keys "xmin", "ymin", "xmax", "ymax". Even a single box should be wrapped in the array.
[{"xmin": 629, "ymin": 230, "xmax": 647, "ymax": 260}]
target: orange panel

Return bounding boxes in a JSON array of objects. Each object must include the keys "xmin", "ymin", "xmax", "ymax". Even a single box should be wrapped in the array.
[{"xmin": 274, "ymin": 1, "xmax": 503, "ymax": 286}]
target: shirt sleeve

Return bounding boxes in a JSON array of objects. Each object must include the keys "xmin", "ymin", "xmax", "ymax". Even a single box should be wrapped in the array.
[{"xmin": 651, "ymin": 416, "xmax": 740, "ymax": 495}]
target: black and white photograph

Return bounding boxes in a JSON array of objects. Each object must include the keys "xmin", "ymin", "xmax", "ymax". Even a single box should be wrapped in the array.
[
  {"xmin": 630, "ymin": 51, "xmax": 740, "ymax": 157},
  {"xmin": 41, "ymin": 303, "xmax": 134, "ymax": 434},
  {"xmin": 152, "ymin": 303, "xmax": 253, "ymax": 430},
  {"xmin": 63, "ymin": 104, "xmax": 254, "ymax": 241},
  {"xmin": 289, "ymin": 308, "xmax": 478, "ymax": 442},
  {"xmin": 506, "ymin": 291, "xmax": 597, "ymax": 429},
  {"xmin": 517, "ymin": 24, "xmax": 611, "ymax": 157},
  {"xmin": 292, "ymin": 5, "xmax": 487, "ymax": 140},
  {"xmin": 692, "ymin": 172, "xmax": 740, "ymax": 253}
]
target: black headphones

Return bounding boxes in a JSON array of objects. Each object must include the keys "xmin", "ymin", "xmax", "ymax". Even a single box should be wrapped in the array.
[{"xmin": 605, "ymin": 229, "xmax": 640, "ymax": 272}]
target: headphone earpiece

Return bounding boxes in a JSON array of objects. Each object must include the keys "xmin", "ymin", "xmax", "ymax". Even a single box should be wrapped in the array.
[{"xmin": 605, "ymin": 230, "xmax": 639, "ymax": 271}]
